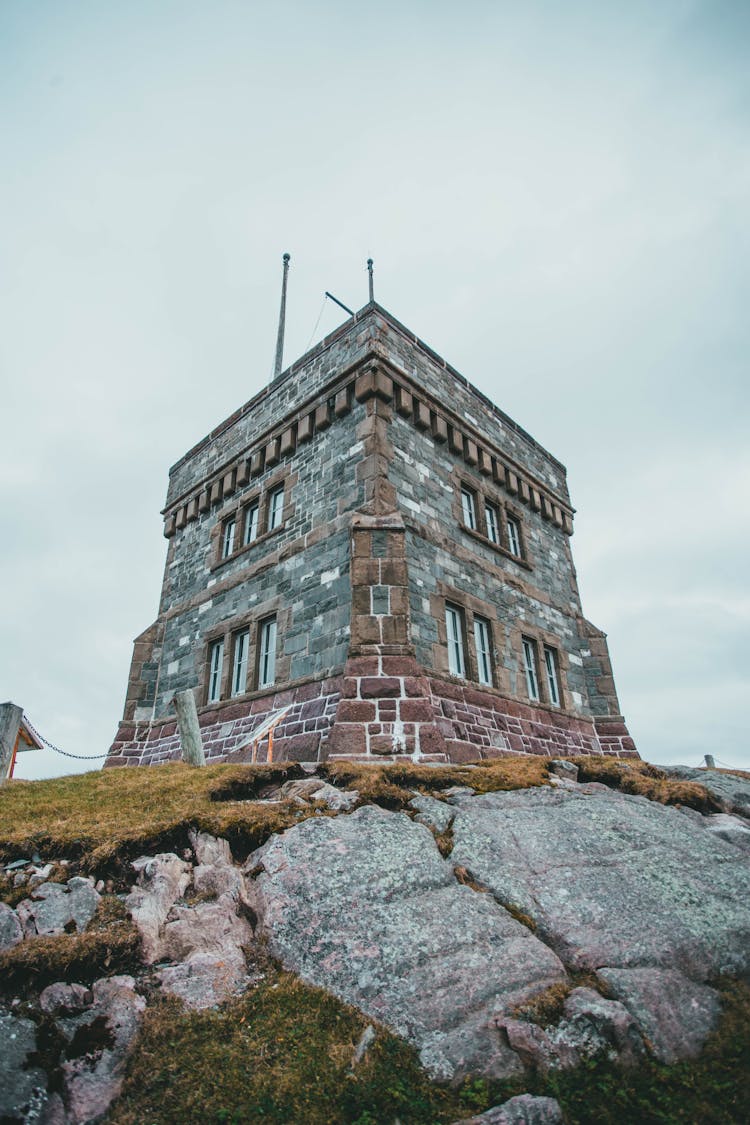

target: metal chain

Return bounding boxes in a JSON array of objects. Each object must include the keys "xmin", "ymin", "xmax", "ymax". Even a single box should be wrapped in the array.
[{"xmin": 22, "ymin": 715, "xmax": 108, "ymax": 760}]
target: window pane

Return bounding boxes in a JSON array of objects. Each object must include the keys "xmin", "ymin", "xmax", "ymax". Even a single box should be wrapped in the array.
[
  {"xmin": 232, "ymin": 629, "xmax": 249, "ymax": 696},
  {"xmin": 222, "ymin": 518, "xmax": 236, "ymax": 559},
  {"xmin": 461, "ymin": 489, "xmax": 476, "ymax": 530},
  {"xmin": 244, "ymin": 504, "xmax": 259, "ymax": 545},
  {"xmin": 522, "ymin": 638, "xmax": 539, "ymax": 701},
  {"xmin": 268, "ymin": 487, "xmax": 284, "ymax": 530},
  {"xmin": 259, "ymin": 617, "xmax": 277, "ymax": 688},
  {"xmin": 208, "ymin": 639, "xmax": 224, "ymax": 702},
  {"xmin": 544, "ymin": 646, "xmax": 560, "ymax": 706},
  {"xmin": 445, "ymin": 605, "xmax": 466, "ymax": 677},
  {"xmin": 485, "ymin": 504, "xmax": 499, "ymax": 544},
  {"xmin": 474, "ymin": 617, "xmax": 492, "ymax": 685},
  {"xmin": 507, "ymin": 516, "xmax": 521, "ymax": 556}
]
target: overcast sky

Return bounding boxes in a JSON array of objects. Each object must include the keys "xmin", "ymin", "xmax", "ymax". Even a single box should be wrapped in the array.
[{"xmin": 2, "ymin": 1, "xmax": 748, "ymax": 780}]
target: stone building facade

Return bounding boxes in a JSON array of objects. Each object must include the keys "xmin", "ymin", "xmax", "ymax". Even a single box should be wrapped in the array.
[{"xmin": 106, "ymin": 303, "xmax": 636, "ymax": 768}]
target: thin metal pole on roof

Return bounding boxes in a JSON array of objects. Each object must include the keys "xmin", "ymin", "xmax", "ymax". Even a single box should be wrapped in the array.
[
  {"xmin": 367, "ymin": 258, "xmax": 374, "ymax": 302},
  {"xmin": 274, "ymin": 252, "xmax": 291, "ymax": 378}
]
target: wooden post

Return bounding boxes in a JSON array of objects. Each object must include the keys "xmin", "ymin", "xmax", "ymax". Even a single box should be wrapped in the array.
[
  {"xmin": 172, "ymin": 691, "xmax": 206, "ymax": 766},
  {"xmin": 0, "ymin": 702, "xmax": 23, "ymax": 783},
  {"xmin": 703, "ymin": 754, "xmax": 716, "ymax": 770}
]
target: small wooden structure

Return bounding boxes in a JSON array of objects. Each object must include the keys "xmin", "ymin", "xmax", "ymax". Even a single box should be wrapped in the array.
[{"xmin": 0, "ymin": 702, "xmax": 43, "ymax": 782}]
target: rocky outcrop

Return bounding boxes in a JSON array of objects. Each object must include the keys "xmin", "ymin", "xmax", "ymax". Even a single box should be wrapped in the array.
[
  {"xmin": 246, "ymin": 804, "xmax": 568, "ymax": 1081},
  {"xmin": 663, "ymin": 766, "xmax": 750, "ymax": 819},
  {"xmin": 2, "ymin": 765, "xmax": 749, "ymax": 1122}
]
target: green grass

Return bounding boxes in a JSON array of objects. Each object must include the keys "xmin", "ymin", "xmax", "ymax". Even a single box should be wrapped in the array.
[{"xmin": 106, "ymin": 971, "xmax": 476, "ymax": 1125}]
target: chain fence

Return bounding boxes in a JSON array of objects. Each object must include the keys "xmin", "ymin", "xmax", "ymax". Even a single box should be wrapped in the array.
[{"xmin": 23, "ymin": 715, "xmax": 108, "ymax": 760}]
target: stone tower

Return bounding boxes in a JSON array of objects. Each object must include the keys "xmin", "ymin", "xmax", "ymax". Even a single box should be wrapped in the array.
[{"xmin": 106, "ymin": 303, "xmax": 636, "ymax": 767}]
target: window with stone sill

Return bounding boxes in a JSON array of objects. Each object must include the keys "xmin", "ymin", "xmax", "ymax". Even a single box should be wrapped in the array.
[
  {"xmin": 221, "ymin": 517, "xmax": 236, "ymax": 559},
  {"xmin": 521, "ymin": 635, "xmax": 563, "ymax": 707},
  {"xmin": 457, "ymin": 481, "xmax": 526, "ymax": 562},
  {"xmin": 443, "ymin": 600, "xmax": 496, "ymax": 688},
  {"xmin": 204, "ymin": 614, "xmax": 279, "ymax": 704},
  {"xmin": 215, "ymin": 479, "xmax": 287, "ymax": 566}
]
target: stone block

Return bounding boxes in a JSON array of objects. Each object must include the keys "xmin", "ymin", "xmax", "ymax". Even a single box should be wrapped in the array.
[
  {"xmin": 336, "ymin": 700, "xmax": 377, "ymax": 723},
  {"xmin": 415, "ymin": 402, "xmax": 431, "ymax": 430},
  {"xmin": 360, "ymin": 677, "xmax": 401, "ymax": 698},
  {"xmin": 400, "ymin": 699, "xmax": 434, "ymax": 722},
  {"xmin": 395, "ymin": 385, "xmax": 413, "ymax": 416}
]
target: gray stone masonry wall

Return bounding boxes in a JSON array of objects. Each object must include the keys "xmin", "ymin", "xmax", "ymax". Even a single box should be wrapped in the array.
[
  {"xmin": 108, "ymin": 302, "xmax": 634, "ymax": 767},
  {"xmin": 149, "ymin": 401, "xmax": 365, "ymax": 720}
]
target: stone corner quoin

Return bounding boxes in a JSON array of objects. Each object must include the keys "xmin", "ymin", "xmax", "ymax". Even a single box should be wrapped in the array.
[{"xmin": 106, "ymin": 302, "xmax": 637, "ymax": 768}]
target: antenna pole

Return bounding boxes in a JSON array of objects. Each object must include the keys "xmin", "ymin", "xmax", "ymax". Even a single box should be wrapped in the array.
[
  {"xmin": 367, "ymin": 258, "xmax": 374, "ymax": 302},
  {"xmin": 274, "ymin": 252, "xmax": 291, "ymax": 378}
]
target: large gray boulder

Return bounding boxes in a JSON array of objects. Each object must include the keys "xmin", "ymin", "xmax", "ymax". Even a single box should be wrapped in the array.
[
  {"xmin": 450, "ymin": 786, "xmax": 750, "ymax": 981},
  {"xmin": 0, "ymin": 1009, "xmax": 48, "ymax": 1121},
  {"xmin": 246, "ymin": 805, "xmax": 566, "ymax": 1081},
  {"xmin": 16, "ymin": 877, "xmax": 100, "ymax": 937},
  {"xmin": 0, "ymin": 900, "xmax": 23, "ymax": 951},
  {"xmin": 597, "ymin": 967, "xmax": 721, "ymax": 1064},
  {"xmin": 662, "ymin": 766, "xmax": 750, "ymax": 819},
  {"xmin": 453, "ymin": 1094, "xmax": 564, "ymax": 1124}
]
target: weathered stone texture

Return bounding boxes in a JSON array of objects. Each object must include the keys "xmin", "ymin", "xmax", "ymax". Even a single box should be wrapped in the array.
[
  {"xmin": 109, "ymin": 304, "xmax": 634, "ymax": 767},
  {"xmin": 247, "ymin": 805, "xmax": 566, "ymax": 1081}
]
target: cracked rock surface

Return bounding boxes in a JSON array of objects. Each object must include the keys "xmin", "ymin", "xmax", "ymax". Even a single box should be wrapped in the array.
[{"xmin": 247, "ymin": 804, "xmax": 566, "ymax": 1081}]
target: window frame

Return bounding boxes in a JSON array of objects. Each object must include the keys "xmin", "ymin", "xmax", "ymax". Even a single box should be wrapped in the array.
[
  {"xmin": 243, "ymin": 501, "xmax": 260, "ymax": 547},
  {"xmin": 267, "ymin": 486, "xmax": 284, "ymax": 532},
  {"xmin": 207, "ymin": 638, "xmax": 225, "ymax": 703},
  {"xmin": 473, "ymin": 615, "xmax": 493, "ymax": 686},
  {"xmin": 484, "ymin": 502, "xmax": 500, "ymax": 545},
  {"xmin": 231, "ymin": 628, "xmax": 250, "ymax": 697},
  {"xmin": 543, "ymin": 644, "xmax": 561, "ymax": 707},
  {"xmin": 221, "ymin": 517, "xmax": 236, "ymax": 560},
  {"xmin": 445, "ymin": 603, "xmax": 467, "ymax": 678},
  {"xmin": 460, "ymin": 487, "xmax": 477, "ymax": 531},
  {"xmin": 257, "ymin": 615, "xmax": 277, "ymax": 689},
  {"xmin": 506, "ymin": 513, "xmax": 522, "ymax": 558},
  {"xmin": 522, "ymin": 636, "xmax": 541, "ymax": 702}
]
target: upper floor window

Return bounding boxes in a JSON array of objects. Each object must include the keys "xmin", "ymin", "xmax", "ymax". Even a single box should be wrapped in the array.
[
  {"xmin": 221, "ymin": 517, "xmax": 236, "ymax": 559},
  {"xmin": 244, "ymin": 502, "xmax": 259, "ymax": 546},
  {"xmin": 485, "ymin": 503, "xmax": 499, "ymax": 545},
  {"xmin": 445, "ymin": 604, "xmax": 466, "ymax": 677},
  {"xmin": 208, "ymin": 639, "xmax": 224, "ymax": 703},
  {"xmin": 258, "ymin": 616, "xmax": 277, "ymax": 688},
  {"xmin": 460, "ymin": 488, "xmax": 477, "ymax": 531},
  {"xmin": 543, "ymin": 644, "xmax": 561, "ymax": 706},
  {"xmin": 522, "ymin": 637, "xmax": 540, "ymax": 702},
  {"xmin": 268, "ymin": 486, "xmax": 284, "ymax": 531},
  {"xmin": 458, "ymin": 481, "xmax": 526, "ymax": 564},
  {"xmin": 231, "ymin": 629, "xmax": 249, "ymax": 697},
  {"xmin": 474, "ymin": 615, "xmax": 493, "ymax": 686},
  {"xmin": 507, "ymin": 515, "xmax": 521, "ymax": 557}
]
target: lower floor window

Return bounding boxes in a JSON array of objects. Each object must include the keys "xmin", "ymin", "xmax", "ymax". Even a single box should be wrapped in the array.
[
  {"xmin": 522, "ymin": 637, "xmax": 540, "ymax": 701},
  {"xmin": 544, "ymin": 644, "xmax": 560, "ymax": 706},
  {"xmin": 232, "ymin": 629, "xmax": 249, "ymax": 696},
  {"xmin": 208, "ymin": 639, "xmax": 224, "ymax": 702},
  {"xmin": 258, "ymin": 616, "xmax": 277, "ymax": 688},
  {"xmin": 474, "ymin": 616, "xmax": 493, "ymax": 685},
  {"xmin": 445, "ymin": 604, "xmax": 466, "ymax": 677}
]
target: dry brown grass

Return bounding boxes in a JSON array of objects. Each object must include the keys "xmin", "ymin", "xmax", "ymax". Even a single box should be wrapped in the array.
[
  {"xmin": 575, "ymin": 757, "xmax": 722, "ymax": 813},
  {"xmin": 0, "ymin": 757, "xmax": 548, "ymax": 882},
  {"xmin": 511, "ymin": 981, "xmax": 572, "ymax": 1027},
  {"xmin": 321, "ymin": 754, "xmax": 548, "ymax": 808},
  {"xmin": 0, "ymin": 896, "xmax": 140, "ymax": 998},
  {"xmin": 0, "ymin": 762, "xmax": 319, "ymax": 877}
]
